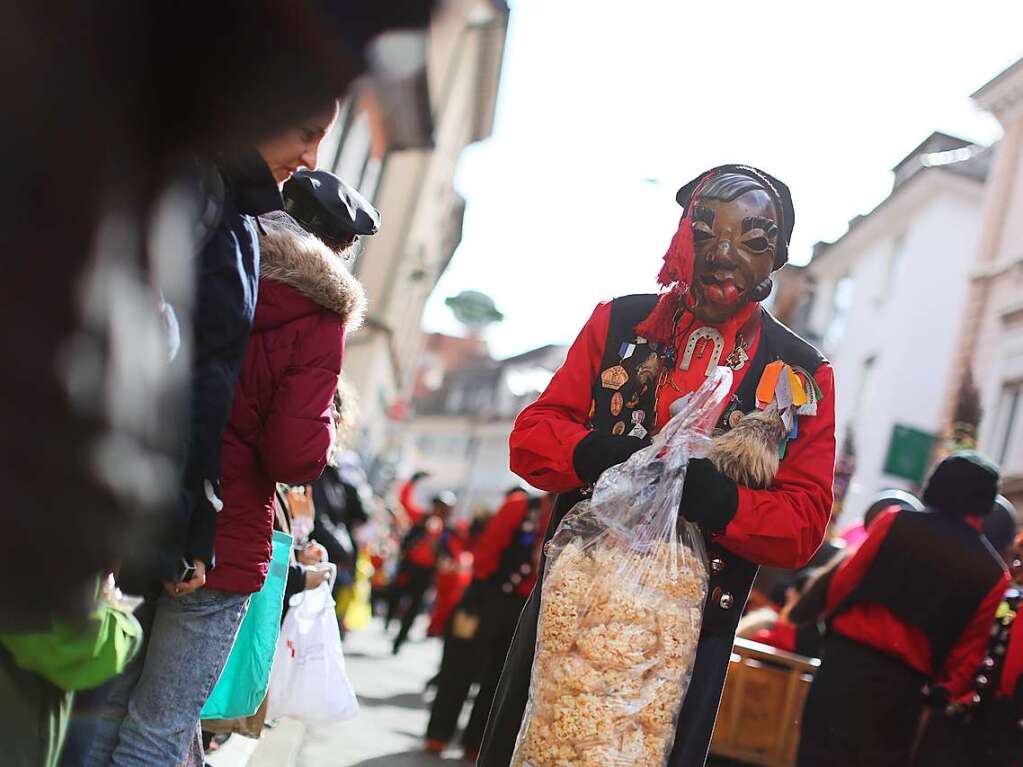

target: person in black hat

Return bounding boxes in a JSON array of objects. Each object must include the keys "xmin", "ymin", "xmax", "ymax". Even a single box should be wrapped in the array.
[
  {"xmin": 281, "ymin": 168, "xmax": 380, "ymax": 252},
  {"xmin": 796, "ymin": 452, "xmax": 1011, "ymax": 767},
  {"xmin": 911, "ymin": 496, "xmax": 1021, "ymax": 767},
  {"xmin": 478, "ymin": 165, "xmax": 838, "ymax": 767}
]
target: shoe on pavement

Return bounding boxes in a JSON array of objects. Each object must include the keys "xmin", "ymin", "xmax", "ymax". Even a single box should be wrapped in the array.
[{"xmin": 425, "ymin": 738, "xmax": 445, "ymax": 754}]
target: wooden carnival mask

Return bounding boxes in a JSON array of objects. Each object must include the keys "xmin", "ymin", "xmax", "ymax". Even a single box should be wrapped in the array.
[{"xmin": 689, "ymin": 173, "xmax": 779, "ymax": 324}]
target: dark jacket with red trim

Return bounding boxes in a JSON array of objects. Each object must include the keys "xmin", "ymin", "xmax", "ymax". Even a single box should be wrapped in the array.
[
  {"xmin": 478, "ymin": 294, "xmax": 836, "ymax": 767},
  {"xmin": 825, "ymin": 507, "xmax": 1009, "ymax": 696},
  {"xmin": 472, "ymin": 492, "xmax": 550, "ymax": 598},
  {"xmin": 204, "ymin": 217, "xmax": 366, "ymax": 594}
]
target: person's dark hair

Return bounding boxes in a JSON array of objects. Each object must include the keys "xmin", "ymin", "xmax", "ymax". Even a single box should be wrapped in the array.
[{"xmin": 319, "ymin": 231, "xmax": 358, "ymax": 255}]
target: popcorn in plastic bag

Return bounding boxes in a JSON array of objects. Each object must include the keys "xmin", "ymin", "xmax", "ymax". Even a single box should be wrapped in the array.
[{"xmin": 511, "ymin": 368, "xmax": 734, "ymax": 767}]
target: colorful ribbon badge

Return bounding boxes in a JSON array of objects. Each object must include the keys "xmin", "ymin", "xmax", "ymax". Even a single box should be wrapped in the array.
[{"xmin": 755, "ymin": 361, "xmax": 823, "ymax": 444}]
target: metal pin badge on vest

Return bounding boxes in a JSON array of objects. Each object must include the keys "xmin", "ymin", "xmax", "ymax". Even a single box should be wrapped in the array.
[{"xmin": 601, "ymin": 365, "xmax": 629, "ymax": 391}]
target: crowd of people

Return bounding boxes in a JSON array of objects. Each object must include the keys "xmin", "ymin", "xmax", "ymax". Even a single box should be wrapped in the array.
[{"xmin": 4, "ymin": 13, "xmax": 1022, "ymax": 764}]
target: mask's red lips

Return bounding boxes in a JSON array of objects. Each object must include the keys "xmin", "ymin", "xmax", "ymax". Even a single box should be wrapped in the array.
[{"xmin": 699, "ymin": 273, "xmax": 742, "ymax": 305}]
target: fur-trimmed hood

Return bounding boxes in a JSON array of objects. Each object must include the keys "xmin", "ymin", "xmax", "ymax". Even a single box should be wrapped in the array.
[{"xmin": 256, "ymin": 213, "xmax": 367, "ymax": 331}]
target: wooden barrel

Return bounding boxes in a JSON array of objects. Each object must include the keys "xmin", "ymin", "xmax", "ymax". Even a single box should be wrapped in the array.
[{"xmin": 709, "ymin": 638, "xmax": 819, "ymax": 767}]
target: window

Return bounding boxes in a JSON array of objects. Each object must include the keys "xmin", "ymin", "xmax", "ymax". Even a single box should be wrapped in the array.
[
  {"xmin": 824, "ymin": 275, "xmax": 856, "ymax": 351},
  {"xmin": 334, "ymin": 110, "xmax": 372, "ymax": 189},
  {"xmin": 853, "ymin": 355, "xmax": 877, "ymax": 426},
  {"xmin": 876, "ymin": 232, "xmax": 906, "ymax": 305},
  {"xmin": 992, "ymin": 381, "xmax": 1023, "ymax": 466}
]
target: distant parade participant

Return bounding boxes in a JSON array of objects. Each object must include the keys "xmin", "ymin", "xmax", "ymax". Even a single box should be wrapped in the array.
[
  {"xmin": 426, "ymin": 490, "xmax": 552, "ymax": 760},
  {"xmin": 478, "ymin": 165, "xmax": 838, "ymax": 767},
  {"xmin": 388, "ymin": 492, "xmax": 461, "ymax": 654},
  {"xmin": 797, "ymin": 452, "xmax": 1010, "ymax": 767},
  {"xmin": 913, "ymin": 498, "xmax": 1022, "ymax": 767}
]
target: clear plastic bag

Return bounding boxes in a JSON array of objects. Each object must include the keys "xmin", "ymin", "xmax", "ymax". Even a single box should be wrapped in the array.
[{"xmin": 511, "ymin": 368, "xmax": 733, "ymax": 767}]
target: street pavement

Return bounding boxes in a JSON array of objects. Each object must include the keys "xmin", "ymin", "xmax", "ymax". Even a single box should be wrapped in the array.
[{"xmin": 211, "ymin": 616, "xmax": 475, "ymax": 767}]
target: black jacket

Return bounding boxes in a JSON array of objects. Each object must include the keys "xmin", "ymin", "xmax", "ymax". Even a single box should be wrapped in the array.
[{"xmin": 166, "ymin": 149, "xmax": 282, "ymax": 580}]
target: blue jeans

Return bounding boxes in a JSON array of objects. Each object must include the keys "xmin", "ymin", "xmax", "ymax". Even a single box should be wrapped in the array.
[{"xmin": 79, "ymin": 587, "xmax": 248, "ymax": 767}]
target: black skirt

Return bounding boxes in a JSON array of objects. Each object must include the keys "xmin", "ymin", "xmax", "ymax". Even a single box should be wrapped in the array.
[{"xmin": 797, "ymin": 633, "xmax": 926, "ymax": 767}]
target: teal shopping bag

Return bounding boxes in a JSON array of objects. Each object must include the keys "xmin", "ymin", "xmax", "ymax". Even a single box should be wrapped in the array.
[{"xmin": 201, "ymin": 530, "xmax": 292, "ymax": 719}]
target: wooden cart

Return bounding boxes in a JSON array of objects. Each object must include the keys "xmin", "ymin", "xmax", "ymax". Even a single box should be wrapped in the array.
[{"xmin": 709, "ymin": 638, "xmax": 819, "ymax": 767}]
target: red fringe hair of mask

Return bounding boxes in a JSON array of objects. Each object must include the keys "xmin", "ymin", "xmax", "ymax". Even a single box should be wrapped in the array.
[{"xmin": 634, "ymin": 173, "xmax": 715, "ymax": 344}]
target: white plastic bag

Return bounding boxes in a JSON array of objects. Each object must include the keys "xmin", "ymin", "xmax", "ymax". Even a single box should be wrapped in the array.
[
  {"xmin": 265, "ymin": 580, "xmax": 359, "ymax": 724},
  {"xmin": 511, "ymin": 368, "xmax": 733, "ymax": 767}
]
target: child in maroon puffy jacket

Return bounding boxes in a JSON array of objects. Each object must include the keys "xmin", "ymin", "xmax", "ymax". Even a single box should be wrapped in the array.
[{"xmin": 206, "ymin": 171, "xmax": 378, "ymax": 597}]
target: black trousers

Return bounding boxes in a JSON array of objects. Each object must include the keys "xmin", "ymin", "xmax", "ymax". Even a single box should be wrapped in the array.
[
  {"xmin": 798, "ymin": 633, "xmax": 926, "ymax": 767},
  {"xmin": 392, "ymin": 564, "xmax": 434, "ymax": 651},
  {"xmin": 427, "ymin": 591, "xmax": 525, "ymax": 749}
]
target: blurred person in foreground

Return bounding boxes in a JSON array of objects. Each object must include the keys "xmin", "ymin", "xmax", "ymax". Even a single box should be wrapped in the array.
[
  {"xmin": 2, "ymin": 0, "xmax": 438, "ymax": 636},
  {"xmin": 83, "ymin": 109, "xmax": 344, "ymax": 767},
  {"xmin": 426, "ymin": 490, "xmax": 552, "ymax": 761},
  {"xmin": 479, "ymin": 165, "xmax": 837, "ymax": 767},
  {"xmin": 796, "ymin": 452, "xmax": 1010, "ymax": 767},
  {"xmin": 388, "ymin": 492, "xmax": 461, "ymax": 654},
  {"xmin": 913, "ymin": 497, "xmax": 1022, "ymax": 766}
]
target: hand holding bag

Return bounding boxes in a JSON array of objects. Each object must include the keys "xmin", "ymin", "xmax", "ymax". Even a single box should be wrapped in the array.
[{"xmin": 266, "ymin": 570, "xmax": 359, "ymax": 724}]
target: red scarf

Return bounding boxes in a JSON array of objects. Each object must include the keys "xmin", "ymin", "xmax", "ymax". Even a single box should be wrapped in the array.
[
  {"xmin": 635, "ymin": 174, "xmax": 716, "ymax": 343},
  {"xmin": 654, "ymin": 302, "xmax": 759, "ymax": 429}
]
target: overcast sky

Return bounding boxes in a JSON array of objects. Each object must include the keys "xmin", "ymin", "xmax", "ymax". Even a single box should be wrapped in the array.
[{"xmin": 421, "ymin": 1, "xmax": 1023, "ymax": 358}]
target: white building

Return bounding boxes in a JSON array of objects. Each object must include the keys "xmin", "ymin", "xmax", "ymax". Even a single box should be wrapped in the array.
[
  {"xmin": 314, "ymin": 0, "xmax": 509, "ymax": 485},
  {"xmin": 406, "ymin": 340, "xmax": 567, "ymax": 514},
  {"xmin": 806, "ymin": 132, "xmax": 990, "ymax": 523},
  {"xmin": 951, "ymin": 56, "xmax": 1023, "ymax": 510}
]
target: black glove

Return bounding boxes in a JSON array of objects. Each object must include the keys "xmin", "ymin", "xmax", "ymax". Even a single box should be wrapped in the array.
[
  {"xmin": 679, "ymin": 458, "xmax": 738, "ymax": 532},
  {"xmin": 572, "ymin": 432, "xmax": 649, "ymax": 485},
  {"xmin": 922, "ymin": 683, "xmax": 951, "ymax": 710}
]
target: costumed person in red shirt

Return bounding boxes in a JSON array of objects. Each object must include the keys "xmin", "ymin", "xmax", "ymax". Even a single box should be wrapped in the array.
[
  {"xmin": 795, "ymin": 452, "xmax": 1010, "ymax": 767},
  {"xmin": 477, "ymin": 165, "xmax": 838, "ymax": 767},
  {"xmin": 389, "ymin": 491, "xmax": 461, "ymax": 654},
  {"xmin": 426, "ymin": 490, "xmax": 553, "ymax": 760},
  {"xmin": 912, "ymin": 496, "xmax": 1022, "ymax": 767},
  {"xmin": 427, "ymin": 518, "xmax": 475, "ymax": 639}
]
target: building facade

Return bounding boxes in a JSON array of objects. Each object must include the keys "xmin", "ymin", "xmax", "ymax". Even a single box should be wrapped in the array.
[
  {"xmin": 806, "ymin": 133, "xmax": 990, "ymax": 523},
  {"xmin": 949, "ymin": 56, "xmax": 1023, "ymax": 509},
  {"xmin": 314, "ymin": 0, "xmax": 509, "ymax": 482},
  {"xmin": 406, "ymin": 335, "xmax": 567, "ymax": 514}
]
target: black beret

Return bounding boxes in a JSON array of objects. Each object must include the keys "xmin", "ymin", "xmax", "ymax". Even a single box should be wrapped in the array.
[
  {"xmin": 983, "ymin": 495, "xmax": 1019, "ymax": 555},
  {"xmin": 922, "ymin": 451, "xmax": 1000, "ymax": 518},
  {"xmin": 283, "ymin": 169, "xmax": 380, "ymax": 240},
  {"xmin": 675, "ymin": 164, "xmax": 795, "ymax": 270}
]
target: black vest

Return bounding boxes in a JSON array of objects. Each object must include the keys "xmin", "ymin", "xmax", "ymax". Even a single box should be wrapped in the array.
[
  {"xmin": 549, "ymin": 293, "xmax": 826, "ymax": 635},
  {"xmin": 492, "ymin": 498, "xmax": 543, "ymax": 595},
  {"xmin": 835, "ymin": 509, "xmax": 1006, "ymax": 668}
]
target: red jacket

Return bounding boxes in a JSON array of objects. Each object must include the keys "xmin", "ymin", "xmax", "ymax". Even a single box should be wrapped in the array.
[
  {"xmin": 205, "ymin": 218, "xmax": 365, "ymax": 594},
  {"xmin": 509, "ymin": 300, "xmax": 836, "ymax": 570},
  {"xmin": 826, "ymin": 509, "xmax": 1009, "ymax": 696}
]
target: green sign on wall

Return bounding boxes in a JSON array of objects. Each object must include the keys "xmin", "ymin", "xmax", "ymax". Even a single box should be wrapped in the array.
[{"xmin": 883, "ymin": 424, "xmax": 938, "ymax": 484}]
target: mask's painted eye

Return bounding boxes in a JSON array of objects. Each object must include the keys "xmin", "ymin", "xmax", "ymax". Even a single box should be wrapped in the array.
[
  {"xmin": 692, "ymin": 221, "xmax": 714, "ymax": 242},
  {"xmin": 742, "ymin": 236, "xmax": 770, "ymax": 253}
]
